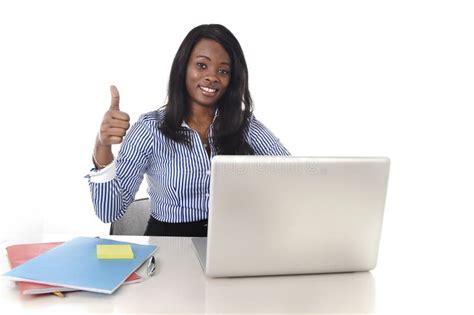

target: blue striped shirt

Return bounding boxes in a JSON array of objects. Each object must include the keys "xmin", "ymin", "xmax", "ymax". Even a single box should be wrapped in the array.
[{"xmin": 88, "ymin": 110, "xmax": 290, "ymax": 223}]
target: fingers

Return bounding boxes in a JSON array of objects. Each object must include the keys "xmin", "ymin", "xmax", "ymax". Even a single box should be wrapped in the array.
[
  {"xmin": 104, "ymin": 118, "xmax": 130, "ymax": 130},
  {"xmin": 102, "ymin": 127, "xmax": 128, "ymax": 140},
  {"xmin": 110, "ymin": 85, "xmax": 120, "ymax": 111},
  {"xmin": 109, "ymin": 109, "xmax": 130, "ymax": 122},
  {"xmin": 108, "ymin": 136, "xmax": 123, "ymax": 145},
  {"xmin": 101, "ymin": 126, "xmax": 128, "ymax": 136},
  {"xmin": 98, "ymin": 85, "xmax": 130, "ymax": 146},
  {"xmin": 99, "ymin": 125, "xmax": 129, "ymax": 145}
]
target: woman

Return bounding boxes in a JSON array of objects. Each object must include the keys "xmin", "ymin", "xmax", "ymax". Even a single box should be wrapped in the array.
[{"xmin": 87, "ymin": 24, "xmax": 290, "ymax": 236}]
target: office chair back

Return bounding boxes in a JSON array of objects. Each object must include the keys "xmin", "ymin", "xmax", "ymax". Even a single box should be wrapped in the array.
[{"xmin": 109, "ymin": 198, "xmax": 151, "ymax": 235}]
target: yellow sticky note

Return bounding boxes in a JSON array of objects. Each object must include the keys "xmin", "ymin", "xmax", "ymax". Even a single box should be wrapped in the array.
[{"xmin": 96, "ymin": 244, "xmax": 134, "ymax": 259}]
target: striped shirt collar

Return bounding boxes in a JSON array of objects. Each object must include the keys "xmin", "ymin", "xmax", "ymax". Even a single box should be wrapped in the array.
[{"xmin": 181, "ymin": 107, "xmax": 220, "ymax": 129}]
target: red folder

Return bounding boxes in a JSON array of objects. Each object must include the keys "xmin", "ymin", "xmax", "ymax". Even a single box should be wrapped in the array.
[{"xmin": 6, "ymin": 242, "xmax": 142, "ymax": 295}]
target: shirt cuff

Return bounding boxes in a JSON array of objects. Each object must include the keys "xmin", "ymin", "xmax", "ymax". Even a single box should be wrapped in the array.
[{"xmin": 87, "ymin": 160, "xmax": 117, "ymax": 183}]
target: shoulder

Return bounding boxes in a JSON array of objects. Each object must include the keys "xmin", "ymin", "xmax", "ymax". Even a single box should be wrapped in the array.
[
  {"xmin": 245, "ymin": 113, "xmax": 290, "ymax": 155},
  {"xmin": 131, "ymin": 109, "xmax": 166, "ymax": 133},
  {"xmin": 247, "ymin": 114, "xmax": 270, "ymax": 134},
  {"xmin": 122, "ymin": 109, "xmax": 166, "ymax": 153},
  {"xmin": 137, "ymin": 109, "xmax": 166, "ymax": 125},
  {"xmin": 245, "ymin": 114, "xmax": 275, "ymax": 143},
  {"xmin": 125, "ymin": 109, "xmax": 166, "ymax": 141}
]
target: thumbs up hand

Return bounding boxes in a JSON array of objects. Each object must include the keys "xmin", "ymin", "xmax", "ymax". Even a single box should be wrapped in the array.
[{"xmin": 98, "ymin": 85, "xmax": 131, "ymax": 146}]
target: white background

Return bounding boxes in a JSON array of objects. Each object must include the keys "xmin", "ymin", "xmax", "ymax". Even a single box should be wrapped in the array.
[{"xmin": 0, "ymin": 0, "xmax": 473, "ymax": 313}]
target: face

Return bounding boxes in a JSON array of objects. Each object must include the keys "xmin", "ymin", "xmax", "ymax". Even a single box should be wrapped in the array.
[{"xmin": 185, "ymin": 38, "xmax": 231, "ymax": 110}]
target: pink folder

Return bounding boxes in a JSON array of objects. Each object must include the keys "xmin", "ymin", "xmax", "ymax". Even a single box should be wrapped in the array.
[{"xmin": 5, "ymin": 241, "xmax": 142, "ymax": 295}]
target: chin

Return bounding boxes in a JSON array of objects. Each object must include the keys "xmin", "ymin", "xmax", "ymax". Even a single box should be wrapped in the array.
[{"xmin": 197, "ymin": 97, "xmax": 221, "ymax": 108}]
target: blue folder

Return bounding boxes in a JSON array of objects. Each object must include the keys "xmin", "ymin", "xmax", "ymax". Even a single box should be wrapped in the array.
[{"xmin": 1, "ymin": 237, "xmax": 158, "ymax": 294}]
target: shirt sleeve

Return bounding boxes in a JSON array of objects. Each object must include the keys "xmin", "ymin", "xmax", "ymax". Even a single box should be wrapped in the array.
[
  {"xmin": 247, "ymin": 115, "xmax": 291, "ymax": 156},
  {"xmin": 87, "ymin": 116, "xmax": 155, "ymax": 223},
  {"xmin": 88, "ymin": 160, "xmax": 117, "ymax": 183}
]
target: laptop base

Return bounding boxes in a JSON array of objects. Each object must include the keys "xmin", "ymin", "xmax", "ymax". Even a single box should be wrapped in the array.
[{"xmin": 191, "ymin": 237, "xmax": 207, "ymax": 271}]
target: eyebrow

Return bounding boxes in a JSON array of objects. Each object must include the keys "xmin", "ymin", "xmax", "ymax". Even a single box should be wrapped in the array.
[{"xmin": 195, "ymin": 55, "xmax": 230, "ymax": 66}]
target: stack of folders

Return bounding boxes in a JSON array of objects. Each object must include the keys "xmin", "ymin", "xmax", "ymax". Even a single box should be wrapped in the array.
[{"xmin": 1, "ymin": 237, "xmax": 158, "ymax": 295}]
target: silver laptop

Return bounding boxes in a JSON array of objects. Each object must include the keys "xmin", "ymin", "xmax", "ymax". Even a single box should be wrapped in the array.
[{"xmin": 192, "ymin": 156, "xmax": 390, "ymax": 277}]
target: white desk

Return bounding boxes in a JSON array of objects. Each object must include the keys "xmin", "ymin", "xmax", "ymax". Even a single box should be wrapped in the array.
[
  {"xmin": 1, "ymin": 235, "xmax": 376, "ymax": 314},
  {"xmin": 3, "ymin": 233, "xmax": 474, "ymax": 314}
]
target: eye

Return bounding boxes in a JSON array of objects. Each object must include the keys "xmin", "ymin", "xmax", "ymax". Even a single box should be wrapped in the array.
[
  {"xmin": 218, "ymin": 68, "xmax": 230, "ymax": 75},
  {"xmin": 196, "ymin": 63, "xmax": 207, "ymax": 69}
]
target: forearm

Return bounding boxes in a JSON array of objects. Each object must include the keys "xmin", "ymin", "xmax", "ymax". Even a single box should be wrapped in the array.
[
  {"xmin": 89, "ymin": 176, "xmax": 132, "ymax": 223},
  {"xmin": 93, "ymin": 135, "xmax": 114, "ymax": 169}
]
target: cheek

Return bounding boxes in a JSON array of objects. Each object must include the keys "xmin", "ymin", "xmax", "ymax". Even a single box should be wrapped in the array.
[
  {"xmin": 187, "ymin": 69, "xmax": 200, "ymax": 82},
  {"xmin": 220, "ymin": 78, "xmax": 231, "ymax": 94},
  {"xmin": 185, "ymin": 71, "xmax": 198, "ymax": 92},
  {"xmin": 185, "ymin": 65, "xmax": 197, "ymax": 80}
]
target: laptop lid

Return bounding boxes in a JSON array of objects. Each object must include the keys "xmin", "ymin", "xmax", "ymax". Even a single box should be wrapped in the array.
[{"xmin": 201, "ymin": 156, "xmax": 390, "ymax": 277}]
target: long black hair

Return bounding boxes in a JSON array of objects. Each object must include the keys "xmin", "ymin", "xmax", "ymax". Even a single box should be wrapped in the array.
[{"xmin": 159, "ymin": 24, "xmax": 254, "ymax": 155}]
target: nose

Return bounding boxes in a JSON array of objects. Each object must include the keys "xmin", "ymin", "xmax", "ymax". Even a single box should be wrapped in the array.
[{"xmin": 205, "ymin": 73, "xmax": 219, "ymax": 84}]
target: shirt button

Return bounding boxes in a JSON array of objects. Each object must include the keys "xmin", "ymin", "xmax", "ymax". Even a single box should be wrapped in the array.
[
  {"xmin": 206, "ymin": 193, "xmax": 210, "ymax": 197},
  {"xmin": 206, "ymin": 170, "xmax": 211, "ymax": 176}
]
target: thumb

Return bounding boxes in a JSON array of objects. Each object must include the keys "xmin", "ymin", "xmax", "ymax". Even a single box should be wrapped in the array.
[{"xmin": 109, "ymin": 85, "xmax": 120, "ymax": 111}]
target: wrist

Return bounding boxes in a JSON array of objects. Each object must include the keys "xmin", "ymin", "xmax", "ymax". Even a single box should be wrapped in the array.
[
  {"xmin": 95, "ymin": 133, "xmax": 112, "ymax": 149},
  {"xmin": 92, "ymin": 153, "xmax": 114, "ymax": 170}
]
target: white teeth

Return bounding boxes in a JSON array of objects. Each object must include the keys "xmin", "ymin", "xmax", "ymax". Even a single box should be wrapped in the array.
[{"xmin": 200, "ymin": 86, "xmax": 217, "ymax": 93}]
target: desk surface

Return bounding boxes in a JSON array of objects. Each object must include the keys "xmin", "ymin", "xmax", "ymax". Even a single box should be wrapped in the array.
[{"xmin": 1, "ymin": 234, "xmax": 473, "ymax": 314}]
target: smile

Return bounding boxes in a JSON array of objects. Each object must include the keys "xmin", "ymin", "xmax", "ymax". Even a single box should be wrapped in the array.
[{"xmin": 199, "ymin": 85, "xmax": 218, "ymax": 96}]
